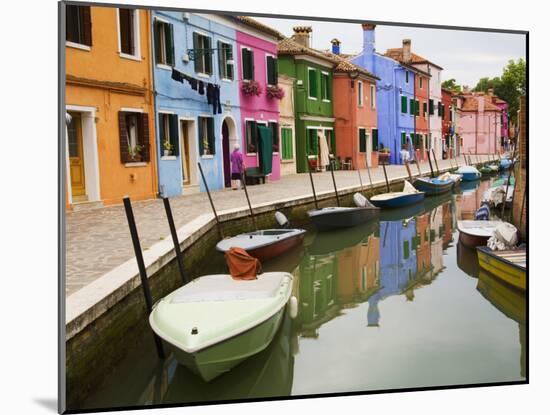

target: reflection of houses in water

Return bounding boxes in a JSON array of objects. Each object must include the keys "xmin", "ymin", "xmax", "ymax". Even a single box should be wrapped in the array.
[
  {"xmin": 441, "ymin": 201, "xmax": 453, "ymax": 249},
  {"xmin": 415, "ymin": 212, "xmax": 432, "ymax": 275},
  {"xmin": 456, "ymin": 179, "xmax": 491, "ymax": 220},
  {"xmin": 367, "ymin": 219, "xmax": 417, "ymax": 327},
  {"xmin": 430, "ymin": 206, "xmax": 445, "ymax": 276}
]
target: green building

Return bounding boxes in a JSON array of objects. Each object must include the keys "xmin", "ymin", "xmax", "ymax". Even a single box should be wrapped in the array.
[{"xmin": 278, "ymin": 28, "xmax": 337, "ymax": 173}]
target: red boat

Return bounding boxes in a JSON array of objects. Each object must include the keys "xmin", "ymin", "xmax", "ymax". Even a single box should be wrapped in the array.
[
  {"xmin": 457, "ymin": 220, "xmax": 500, "ymax": 248},
  {"xmin": 216, "ymin": 229, "xmax": 306, "ymax": 262}
]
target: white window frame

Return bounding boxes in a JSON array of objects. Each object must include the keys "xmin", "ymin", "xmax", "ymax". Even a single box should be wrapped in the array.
[
  {"xmin": 307, "ymin": 67, "xmax": 318, "ymax": 101},
  {"xmin": 116, "ymin": 8, "xmax": 141, "ymax": 61},
  {"xmin": 194, "ymin": 30, "xmax": 213, "ymax": 78},
  {"xmin": 198, "ymin": 115, "xmax": 215, "ymax": 159},
  {"xmin": 218, "ymin": 40, "xmax": 234, "ymax": 82},
  {"xmin": 154, "ymin": 17, "xmax": 171, "ymax": 70},
  {"xmin": 321, "ymin": 71, "xmax": 331, "ymax": 102},
  {"xmin": 370, "ymin": 84, "xmax": 376, "ymax": 109},
  {"xmin": 159, "ymin": 110, "xmax": 178, "ymax": 161},
  {"xmin": 357, "ymin": 81, "xmax": 364, "ymax": 107},
  {"xmin": 66, "ymin": 41, "xmax": 91, "ymax": 51}
]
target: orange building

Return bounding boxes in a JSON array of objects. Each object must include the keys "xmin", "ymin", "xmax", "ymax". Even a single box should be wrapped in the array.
[
  {"xmin": 332, "ymin": 51, "xmax": 380, "ymax": 169},
  {"xmin": 65, "ymin": 5, "xmax": 157, "ymax": 210},
  {"xmin": 414, "ymin": 72, "xmax": 430, "ymax": 161}
]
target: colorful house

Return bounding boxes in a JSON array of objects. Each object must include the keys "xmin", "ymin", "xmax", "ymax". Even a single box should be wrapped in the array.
[
  {"xmin": 441, "ymin": 87, "xmax": 457, "ymax": 158},
  {"xmin": 236, "ymin": 17, "xmax": 283, "ymax": 181},
  {"xmin": 278, "ymin": 27, "xmax": 337, "ymax": 173},
  {"xmin": 65, "ymin": 5, "xmax": 157, "ymax": 209},
  {"xmin": 487, "ymin": 89, "xmax": 509, "ymax": 150},
  {"xmin": 414, "ymin": 70, "xmax": 430, "ymax": 161},
  {"xmin": 330, "ymin": 39, "xmax": 380, "ymax": 169},
  {"xmin": 455, "ymin": 91, "xmax": 502, "ymax": 155},
  {"xmin": 278, "ymin": 72, "xmax": 298, "ymax": 175},
  {"xmin": 352, "ymin": 26, "xmax": 421, "ymax": 164}
]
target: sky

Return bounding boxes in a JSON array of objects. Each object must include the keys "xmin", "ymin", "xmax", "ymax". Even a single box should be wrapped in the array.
[{"xmin": 255, "ymin": 16, "xmax": 526, "ymax": 87}]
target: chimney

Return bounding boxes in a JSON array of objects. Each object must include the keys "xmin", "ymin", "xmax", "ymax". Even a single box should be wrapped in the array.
[
  {"xmin": 292, "ymin": 26, "xmax": 312, "ymax": 48},
  {"xmin": 362, "ymin": 23, "xmax": 376, "ymax": 55},
  {"xmin": 402, "ymin": 39, "xmax": 411, "ymax": 63},
  {"xmin": 331, "ymin": 38, "xmax": 341, "ymax": 55},
  {"xmin": 488, "ymin": 88, "xmax": 494, "ymax": 96}
]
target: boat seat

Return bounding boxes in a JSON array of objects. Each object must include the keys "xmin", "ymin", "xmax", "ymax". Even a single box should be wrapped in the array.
[{"xmin": 171, "ymin": 273, "xmax": 286, "ymax": 304}]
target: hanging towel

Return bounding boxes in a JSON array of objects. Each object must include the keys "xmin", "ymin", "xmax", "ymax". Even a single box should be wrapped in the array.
[
  {"xmin": 171, "ymin": 68, "xmax": 184, "ymax": 83},
  {"xmin": 257, "ymin": 125, "xmax": 273, "ymax": 175},
  {"xmin": 318, "ymin": 130, "xmax": 330, "ymax": 169},
  {"xmin": 198, "ymin": 81, "xmax": 205, "ymax": 95}
]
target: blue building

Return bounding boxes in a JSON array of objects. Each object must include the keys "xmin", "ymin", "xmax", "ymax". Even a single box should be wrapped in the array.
[
  {"xmin": 352, "ymin": 24, "xmax": 424, "ymax": 164},
  {"xmin": 151, "ymin": 12, "xmax": 243, "ymax": 196}
]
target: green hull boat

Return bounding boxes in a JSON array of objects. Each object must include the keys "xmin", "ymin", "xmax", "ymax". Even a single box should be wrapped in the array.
[{"xmin": 150, "ymin": 272, "xmax": 295, "ymax": 382}]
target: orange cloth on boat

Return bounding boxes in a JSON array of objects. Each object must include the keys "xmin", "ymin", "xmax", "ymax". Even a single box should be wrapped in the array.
[{"xmin": 224, "ymin": 247, "xmax": 262, "ymax": 280}]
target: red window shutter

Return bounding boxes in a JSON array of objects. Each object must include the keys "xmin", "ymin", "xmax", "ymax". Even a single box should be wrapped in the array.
[
  {"xmin": 139, "ymin": 113, "xmax": 150, "ymax": 162},
  {"xmin": 118, "ymin": 111, "xmax": 130, "ymax": 163},
  {"xmin": 81, "ymin": 6, "xmax": 92, "ymax": 46}
]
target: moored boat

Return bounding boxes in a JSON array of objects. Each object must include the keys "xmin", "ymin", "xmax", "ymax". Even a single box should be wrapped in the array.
[
  {"xmin": 457, "ymin": 220, "xmax": 501, "ymax": 248},
  {"xmin": 216, "ymin": 229, "xmax": 306, "ymax": 261},
  {"xmin": 456, "ymin": 165, "xmax": 482, "ymax": 181},
  {"xmin": 476, "ymin": 246, "xmax": 526, "ymax": 290},
  {"xmin": 370, "ymin": 180, "xmax": 425, "ymax": 208},
  {"xmin": 499, "ymin": 158, "xmax": 513, "ymax": 170},
  {"xmin": 479, "ymin": 165, "xmax": 493, "ymax": 175},
  {"xmin": 413, "ymin": 176, "xmax": 454, "ymax": 195},
  {"xmin": 307, "ymin": 205, "xmax": 379, "ymax": 231},
  {"xmin": 150, "ymin": 272, "xmax": 295, "ymax": 381}
]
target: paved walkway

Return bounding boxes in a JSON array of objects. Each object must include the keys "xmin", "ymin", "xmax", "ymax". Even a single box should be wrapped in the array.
[{"xmin": 66, "ymin": 157, "xmax": 470, "ymax": 296}]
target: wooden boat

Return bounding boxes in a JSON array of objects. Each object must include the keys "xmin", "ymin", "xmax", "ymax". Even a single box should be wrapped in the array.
[
  {"xmin": 479, "ymin": 165, "xmax": 493, "ymax": 175},
  {"xmin": 370, "ymin": 181, "xmax": 425, "ymax": 209},
  {"xmin": 457, "ymin": 220, "xmax": 501, "ymax": 248},
  {"xmin": 456, "ymin": 165, "xmax": 481, "ymax": 181},
  {"xmin": 476, "ymin": 246, "xmax": 526, "ymax": 290},
  {"xmin": 476, "ymin": 270, "xmax": 526, "ymax": 324},
  {"xmin": 413, "ymin": 176, "xmax": 454, "ymax": 195},
  {"xmin": 216, "ymin": 229, "xmax": 306, "ymax": 261},
  {"xmin": 307, "ymin": 205, "xmax": 379, "ymax": 231},
  {"xmin": 150, "ymin": 272, "xmax": 295, "ymax": 382}
]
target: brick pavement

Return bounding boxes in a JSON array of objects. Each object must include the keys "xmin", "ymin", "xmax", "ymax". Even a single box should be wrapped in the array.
[{"xmin": 65, "ymin": 158, "xmax": 469, "ymax": 296}]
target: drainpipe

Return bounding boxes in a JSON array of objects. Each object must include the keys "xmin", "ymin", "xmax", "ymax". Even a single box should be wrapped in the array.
[{"xmin": 150, "ymin": 12, "xmax": 162, "ymax": 197}]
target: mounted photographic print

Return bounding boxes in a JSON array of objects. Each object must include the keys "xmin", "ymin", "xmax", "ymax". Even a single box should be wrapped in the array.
[{"xmin": 59, "ymin": 1, "xmax": 528, "ymax": 413}]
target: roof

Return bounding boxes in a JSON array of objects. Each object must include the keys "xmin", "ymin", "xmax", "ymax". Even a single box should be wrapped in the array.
[
  {"xmin": 384, "ymin": 47, "xmax": 444, "ymax": 70},
  {"xmin": 459, "ymin": 95, "xmax": 501, "ymax": 112},
  {"xmin": 232, "ymin": 16, "xmax": 284, "ymax": 40}
]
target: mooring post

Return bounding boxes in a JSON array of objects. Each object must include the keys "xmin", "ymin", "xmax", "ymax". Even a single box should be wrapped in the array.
[
  {"xmin": 329, "ymin": 159, "xmax": 341, "ymax": 206},
  {"xmin": 464, "ymin": 154, "xmax": 469, "ymax": 166},
  {"xmin": 357, "ymin": 165, "xmax": 365, "ymax": 192},
  {"xmin": 431, "ymin": 149, "xmax": 440, "ymax": 176},
  {"xmin": 240, "ymin": 170, "xmax": 258, "ymax": 231},
  {"xmin": 415, "ymin": 160, "xmax": 422, "ymax": 177},
  {"xmin": 427, "ymin": 150, "xmax": 435, "ymax": 178},
  {"xmin": 123, "ymin": 197, "xmax": 165, "ymax": 359},
  {"xmin": 501, "ymin": 147, "xmax": 518, "ymax": 218},
  {"xmin": 307, "ymin": 159, "xmax": 319, "ymax": 210},
  {"xmin": 163, "ymin": 197, "xmax": 189, "ymax": 285},
  {"xmin": 404, "ymin": 161, "xmax": 413, "ymax": 182},
  {"xmin": 364, "ymin": 157, "xmax": 374, "ymax": 190},
  {"xmin": 382, "ymin": 162, "xmax": 390, "ymax": 193},
  {"xmin": 197, "ymin": 162, "xmax": 224, "ymax": 239}
]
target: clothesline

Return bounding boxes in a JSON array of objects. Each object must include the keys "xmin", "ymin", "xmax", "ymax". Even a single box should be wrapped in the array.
[{"xmin": 171, "ymin": 67, "xmax": 222, "ymax": 115}]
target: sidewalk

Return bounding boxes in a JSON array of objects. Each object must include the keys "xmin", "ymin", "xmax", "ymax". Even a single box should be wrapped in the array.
[{"xmin": 65, "ymin": 157, "xmax": 467, "ymax": 296}]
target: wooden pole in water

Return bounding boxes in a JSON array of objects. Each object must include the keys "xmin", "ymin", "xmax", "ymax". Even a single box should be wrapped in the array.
[
  {"xmin": 464, "ymin": 154, "xmax": 469, "ymax": 166},
  {"xmin": 431, "ymin": 149, "xmax": 440, "ymax": 176},
  {"xmin": 519, "ymin": 182, "xmax": 526, "ymax": 231},
  {"xmin": 427, "ymin": 150, "xmax": 435, "ymax": 178},
  {"xmin": 501, "ymin": 146, "xmax": 518, "ymax": 217},
  {"xmin": 197, "ymin": 162, "xmax": 224, "ymax": 239},
  {"xmin": 240, "ymin": 170, "xmax": 258, "ymax": 231},
  {"xmin": 381, "ymin": 161, "xmax": 391, "ymax": 193},
  {"xmin": 414, "ymin": 160, "xmax": 422, "ymax": 177},
  {"xmin": 357, "ymin": 164, "xmax": 365, "ymax": 192},
  {"xmin": 329, "ymin": 159, "xmax": 341, "ymax": 207},
  {"xmin": 307, "ymin": 158, "xmax": 319, "ymax": 210},
  {"xmin": 162, "ymin": 197, "xmax": 189, "ymax": 285},
  {"xmin": 123, "ymin": 197, "xmax": 165, "ymax": 359},
  {"xmin": 364, "ymin": 157, "xmax": 374, "ymax": 190}
]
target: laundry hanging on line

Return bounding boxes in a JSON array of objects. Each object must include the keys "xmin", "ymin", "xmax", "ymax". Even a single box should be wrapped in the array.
[{"xmin": 171, "ymin": 68, "xmax": 222, "ymax": 115}]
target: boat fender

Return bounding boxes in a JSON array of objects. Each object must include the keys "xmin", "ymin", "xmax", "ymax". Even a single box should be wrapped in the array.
[
  {"xmin": 353, "ymin": 192, "xmax": 368, "ymax": 207},
  {"xmin": 275, "ymin": 211, "xmax": 289, "ymax": 228},
  {"xmin": 288, "ymin": 296, "xmax": 298, "ymax": 319}
]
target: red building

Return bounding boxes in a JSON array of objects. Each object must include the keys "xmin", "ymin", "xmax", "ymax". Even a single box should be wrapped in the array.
[
  {"xmin": 441, "ymin": 88, "xmax": 453, "ymax": 158},
  {"xmin": 415, "ymin": 73, "xmax": 430, "ymax": 161}
]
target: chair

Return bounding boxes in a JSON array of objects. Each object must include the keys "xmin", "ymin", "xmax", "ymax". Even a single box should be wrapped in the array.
[{"xmin": 341, "ymin": 157, "xmax": 353, "ymax": 170}]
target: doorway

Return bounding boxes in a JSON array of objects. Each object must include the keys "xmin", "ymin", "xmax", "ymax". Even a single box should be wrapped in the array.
[
  {"xmin": 179, "ymin": 119, "xmax": 198, "ymax": 190},
  {"xmin": 68, "ymin": 111, "xmax": 86, "ymax": 201},
  {"xmin": 222, "ymin": 121, "xmax": 231, "ymax": 187}
]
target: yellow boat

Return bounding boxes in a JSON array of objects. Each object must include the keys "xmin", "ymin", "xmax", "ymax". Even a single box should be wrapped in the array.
[{"xmin": 476, "ymin": 246, "xmax": 526, "ymax": 290}]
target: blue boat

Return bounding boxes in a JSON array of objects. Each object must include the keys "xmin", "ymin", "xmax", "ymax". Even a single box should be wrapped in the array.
[
  {"xmin": 499, "ymin": 158, "xmax": 513, "ymax": 170},
  {"xmin": 456, "ymin": 166, "xmax": 481, "ymax": 182},
  {"xmin": 370, "ymin": 181, "xmax": 425, "ymax": 208},
  {"xmin": 412, "ymin": 177, "xmax": 454, "ymax": 196}
]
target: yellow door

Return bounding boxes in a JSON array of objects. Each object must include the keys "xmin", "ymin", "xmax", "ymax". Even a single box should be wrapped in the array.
[
  {"xmin": 68, "ymin": 112, "xmax": 86, "ymax": 198},
  {"xmin": 180, "ymin": 121, "xmax": 191, "ymax": 185}
]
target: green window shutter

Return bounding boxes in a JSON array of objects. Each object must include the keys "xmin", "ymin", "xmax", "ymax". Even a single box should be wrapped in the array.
[
  {"xmin": 169, "ymin": 114, "xmax": 179, "ymax": 155},
  {"xmin": 401, "ymin": 96, "xmax": 407, "ymax": 113},
  {"xmin": 267, "ymin": 56, "xmax": 276, "ymax": 85},
  {"xmin": 198, "ymin": 118, "xmax": 204, "ymax": 155},
  {"xmin": 217, "ymin": 41, "xmax": 224, "ymax": 78},
  {"xmin": 226, "ymin": 44, "xmax": 234, "ymax": 80},
  {"xmin": 193, "ymin": 32, "xmax": 200, "ymax": 72},
  {"xmin": 241, "ymin": 48, "xmax": 248, "ymax": 80},
  {"xmin": 416, "ymin": 100, "xmax": 420, "ymax": 116},
  {"xmin": 207, "ymin": 118, "xmax": 215, "ymax": 154},
  {"xmin": 281, "ymin": 128, "xmax": 292, "ymax": 159},
  {"xmin": 204, "ymin": 36, "xmax": 212, "ymax": 74},
  {"xmin": 403, "ymin": 240, "xmax": 410, "ymax": 260},
  {"xmin": 158, "ymin": 113, "xmax": 165, "ymax": 156},
  {"xmin": 401, "ymin": 132, "xmax": 406, "ymax": 146},
  {"xmin": 423, "ymin": 102, "xmax": 427, "ymax": 116},
  {"xmin": 429, "ymin": 99, "xmax": 434, "ymax": 115},
  {"xmin": 166, "ymin": 23, "xmax": 175, "ymax": 66},
  {"xmin": 372, "ymin": 129, "xmax": 378, "ymax": 151},
  {"xmin": 409, "ymin": 98, "xmax": 414, "ymax": 115},
  {"xmin": 249, "ymin": 49, "xmax": 255, "ymax": 80},
  {"xmin": 359, "ymin": 129, "xmax": 366, "ymax": 153},
  {"xmin": 154, "ymin": 21, "xmax": 162, "ymax": 64},
  {"xmin": 309, "ymin": 70, "xmax": 317, "ymax": 98},
  {"xmin": 405, "ymin": 71, "xmax": 409, "ymax": 83},
  {"xmin": 308, "ymin": 129, "xmax": 318, "ymax": 155}
]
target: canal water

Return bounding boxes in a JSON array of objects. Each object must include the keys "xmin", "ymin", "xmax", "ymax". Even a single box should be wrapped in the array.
[{"xmin": 80, "ymin": 175, "xmax": 526, "ymax": 410}]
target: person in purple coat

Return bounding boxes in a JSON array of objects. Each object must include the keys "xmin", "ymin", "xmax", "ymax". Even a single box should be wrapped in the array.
[{"xmin": 230, "ymin": 143, "xmax": 245, "ymax": 190}]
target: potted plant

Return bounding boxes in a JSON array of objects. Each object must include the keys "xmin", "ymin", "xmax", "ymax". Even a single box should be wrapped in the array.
[
  {"xmin": 163, "ymin": 140, "xmax": 173, "ymax": 156},
  {"xmin": 378, "ymin": 144, "xmax": 391, "ymax": 164},
  {"xmin": 202, "ymin": 139, "xmax": 210, "ymax": 155},
  {"xmin": 241, "ymin": 80, "xmax": 262, "ymax": 97},
  {"xmin": 128, "ymin": 144, "xmax": 143, "ymax": 161},
  {"xmin": 266, "ymin": 84, "xmax": 285, "ymax": 100}
]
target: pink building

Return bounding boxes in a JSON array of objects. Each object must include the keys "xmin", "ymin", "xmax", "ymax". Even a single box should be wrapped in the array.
[
  {"xmin": 455, "ymin": 92, "xmax": 502, "ymax": 155},
  {"xmin": 236, "ymin": 26, "xmax": 281, "ymax": 181}
]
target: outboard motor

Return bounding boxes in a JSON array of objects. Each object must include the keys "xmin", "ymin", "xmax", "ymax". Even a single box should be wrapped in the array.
[{"xmin": 275, "ymin": 211, "xmax": 290, "ymax": 228}]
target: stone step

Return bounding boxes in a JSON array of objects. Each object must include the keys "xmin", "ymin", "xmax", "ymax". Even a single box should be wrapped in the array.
[{"xmin": 72, "ymin": 200, "xmax": 104, "ymax": 212}]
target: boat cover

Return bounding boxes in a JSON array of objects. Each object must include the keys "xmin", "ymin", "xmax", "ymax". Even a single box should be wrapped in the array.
[
  {"xmin": 457, "ymin": 166, "xmax": 480, "ymax": 174},
  {"xmin": 224, "ymin": 247, "xmax": 262, "ymax": 281},
  {"xmin": 170, "ymin": 273, "xmax": 287, "ymax": 304}
]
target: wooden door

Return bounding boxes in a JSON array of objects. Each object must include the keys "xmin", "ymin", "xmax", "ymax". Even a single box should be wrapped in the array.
[
  {"xmin": 68, "ymin": 112, "xmax": 86, "ymax": 198},
  {"xmin": 180, "ymin": 120, "xmax": 191, "ymax": 185}
]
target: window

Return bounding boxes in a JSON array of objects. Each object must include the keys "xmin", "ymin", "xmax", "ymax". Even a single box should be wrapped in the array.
[
  {"xmin": 358, "ymin": 81, "xmax": 364, "ymax": 107},
  {"xmin": 154, "ymin": 20, "xmax": 174, "ymax": 66},
  {"xmin": 405, "ymin": 70, "xmax": 409, "ymax": 84},
  {"xmin": 372, "ymin": 129, "xmax": 379, "ymax": 151},
  {"xmin": 308, "ymin": 129, "xmax": 318, "ymax": 155},
  {"xmin": 415, "ymin": 100, "xmax": 420, "ymax": 116},
  {"xmin": 118, "ymin": 8, "xmax": 138, "ymax": 57},
  {"xmin": 245, "ymin": 120, "xmax": 258, "ymax": 153},
  {"xmin": 437, "ymin": 101, "xmax": 442, "ymax": 117},
  {"xmin": 242, "ymin": 48, "xmax": 254, "ymax": 81},
  {"xmin": 158, "ymin": 113, "xmax": 178, "ymax": 157},
  {"xmin": 308, "ymin": 68, "xmax": 318, "ymax": 99},
  {"xmin": 419, "ymin": 77, "xmax": 423, "ymax": 89},
  {"xmin": 217, "ymin": 41, "xmax": 234, "ymax": 80},
  {"xmin": 441, "ymin": 104, "xmax": 445, "ymax": 119},
  {"xmin": 269, "ymin": 122, "xmax": 279, "ymax": 152},
  {"xmin": 370, "ymin": 85, "xmax": 375, "ymax": 109},
  {"xmin": 449, "ymin": 106, "xmax": 453, "ymax": 122},
  {"xmin": 401, "ymin": 132, "xmax": 407, "ymax": 146},
  {"xmin": 321, "ymin": 72, "xmax": 330, "ymax": 101},
  {"xmin": 429, "ymin": 99, "xmax": 434, "ymax": 115},
  {"xmin": 266, "ymin": 56, "xmax": 278, "ymax": 86},
  {"xmin": 403, "ymin": 240, "xmax": 410, "ymax": 260},
  {"xmin": 325, "ymin": 130, "xmax": 335, "ymax": 155},
  {"xmin": 401, "ymin": 95, "xmax": 407, "ymax": 114},
  {"xmin": 281, "ymin": 127, "xmax": 293, "ymax": 160},
  {"xmin": 409, "ymin": 98, "xmax": 415, "ymax": 115},
  {"xmin": 66, "ymin": 5, "xmax": 92, "ymax": 46},
  {"xmin": 359, "ymin": 128, "xmax": 367, "ymax": 153},
  {"xmin": 198, "ymin": 117, "xmax": 215, "ymax": 155},
  {"xmin": 193, "ymin": 33, "xmax": 212, "ymax": 75},
  {"xmin": 423, "ymin": 102, "xmax": 427, "ymax": 117},
  {"xmin": 118, "ymin": 111, "xmax": 150, "ymax": 163}
]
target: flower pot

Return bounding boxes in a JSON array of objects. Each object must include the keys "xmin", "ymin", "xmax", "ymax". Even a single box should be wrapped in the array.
[
  {"xmin": 379, "ymin": 153, "xmax": 391, "ymax": 164},
  {"xmin": 164, "ymin": 150, "xmax": 172, "ymax": 156}
]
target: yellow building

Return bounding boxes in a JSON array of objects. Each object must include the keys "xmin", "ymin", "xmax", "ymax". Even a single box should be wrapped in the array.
[{"xmin": 65, "ymin": 4, "xmax": 157, "ymax": 209}]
